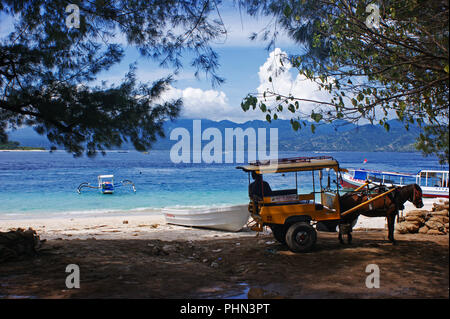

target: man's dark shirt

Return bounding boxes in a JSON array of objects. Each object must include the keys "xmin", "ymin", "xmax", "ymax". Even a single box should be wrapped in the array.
[{"xmin": 249, "ymin": 180, "xmax": 272, "ymax": 199}]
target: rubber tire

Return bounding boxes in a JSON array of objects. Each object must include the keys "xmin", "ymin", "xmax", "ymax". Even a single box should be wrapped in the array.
[
  {"xmin": 269, "ymin": 225, "xmax": 287, "ymax": 245},
  {"xmin": 285, "ymin": 222, "xmax": 317, "ymax": 253}
]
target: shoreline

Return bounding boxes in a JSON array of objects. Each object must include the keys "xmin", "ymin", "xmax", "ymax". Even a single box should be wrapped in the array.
[
  {"xmin": 0, "ymin": 149, "xmax": 46, "ymax": 152},
  {"xmin": 0, "ymin": 198, "xmax": 445, "ymax": 241}
]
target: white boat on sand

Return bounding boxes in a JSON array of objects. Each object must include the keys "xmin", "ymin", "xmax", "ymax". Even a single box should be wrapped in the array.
[{"xmin": 163, "ymin": 205, "xmax": 250, "ymax": 232}]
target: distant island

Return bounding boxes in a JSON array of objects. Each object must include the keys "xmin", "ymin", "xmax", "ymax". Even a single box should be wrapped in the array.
[
  {"xmin": 6, "ymin": 119, "xmax": 422, "ymax": 153},
  {"xmin": 0, "ymin": 140, "xmax": 45, "ymax": 151}
]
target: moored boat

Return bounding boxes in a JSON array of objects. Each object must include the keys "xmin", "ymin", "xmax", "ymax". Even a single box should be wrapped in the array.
[
  {"xmin": 341, "ymin": 168, "xmax": 449, "ymax": 198},
  {"xmin": 162, "ymin": 205, "xmax": 250, "ymax": 232}
]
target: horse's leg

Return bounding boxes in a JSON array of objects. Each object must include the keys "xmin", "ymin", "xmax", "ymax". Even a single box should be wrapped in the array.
[
  {"xmin": 347, "ymin": 230, "xmax": 352, "ymax": 244},
  {"xmin": 387, "ymin": 211, "xmax": 397, "ymax": 245},
  {"xmin": 338, "ymin": 231, "xmax": 344, "ymax": 244}
]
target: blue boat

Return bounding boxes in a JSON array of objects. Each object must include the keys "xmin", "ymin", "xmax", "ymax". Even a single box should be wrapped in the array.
[
  {"xmin": 341, "ymin": 168, "xmax": 449, "ymax": 198},
  {"xmin": 77, "ymin": 175, "xmax": 136, "ymax": 194}
]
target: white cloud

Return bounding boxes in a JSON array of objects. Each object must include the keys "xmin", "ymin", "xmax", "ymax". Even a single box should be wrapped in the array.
[
  {"xmin": 256, "ymin": 48, "xmax": 333, "ymax": 119},
  {"xmin": 161, "ymin": 86, "xmax": 265, "ymax": 123},
  {"xmin": 159, "ymin": 48, "xmax": 334, "ymax": 123}
]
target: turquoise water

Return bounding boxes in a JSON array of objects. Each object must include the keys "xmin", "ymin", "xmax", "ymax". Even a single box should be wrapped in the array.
[{"xmin": 0, "ymin": 150, "xmax": 447, "ymax": 219}]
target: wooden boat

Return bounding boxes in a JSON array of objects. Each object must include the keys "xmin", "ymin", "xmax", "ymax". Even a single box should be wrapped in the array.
[
  {"xmin": 77, "ymin": 175, "xmax": 136, "ymax": 194},
  {"xmin": 341, "ymin": 168, "xmax": 449, "ymax": 198},
  {"xmin": 162, "ymin": 205, "xmax": 250, "ymax": 232}
]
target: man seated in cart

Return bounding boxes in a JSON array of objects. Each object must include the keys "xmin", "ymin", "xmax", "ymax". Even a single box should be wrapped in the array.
[{"xmin": 249, "ymin": 171, "xmax": 272, "ymax": 200}]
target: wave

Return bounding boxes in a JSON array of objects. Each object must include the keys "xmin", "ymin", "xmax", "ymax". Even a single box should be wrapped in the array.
[{"xmin": 0, "ymin": 202, "xmax": 249, "ymax": 220}]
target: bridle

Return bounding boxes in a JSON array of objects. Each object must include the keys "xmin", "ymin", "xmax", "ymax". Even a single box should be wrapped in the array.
[{"xmin": 412, "ymin": 185, "xmax": 423, "ymax": 207}]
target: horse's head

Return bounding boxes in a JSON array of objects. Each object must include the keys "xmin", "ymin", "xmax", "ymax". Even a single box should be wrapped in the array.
[{"xmin": 411, "ymin": 184, "xmax": 424, "ymax": 208}]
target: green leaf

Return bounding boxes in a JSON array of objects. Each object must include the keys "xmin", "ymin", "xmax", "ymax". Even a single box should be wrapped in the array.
[{"xmin": 283, "ymin": 5, "xmax": 292, "ymax": 17}]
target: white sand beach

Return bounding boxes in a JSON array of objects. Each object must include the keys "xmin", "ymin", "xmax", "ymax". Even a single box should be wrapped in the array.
[{"xmin": 0, "ymin": 198, "xmax": 446, "ymax": 241}]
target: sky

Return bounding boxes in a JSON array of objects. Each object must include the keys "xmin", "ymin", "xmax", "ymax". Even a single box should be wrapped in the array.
[{"xmin": 0, "ymin": 2, "xmax": 334, "ymax": 124}]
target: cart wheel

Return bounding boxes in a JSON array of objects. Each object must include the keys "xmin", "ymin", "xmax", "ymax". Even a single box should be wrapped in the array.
[
  {"xmin": 269, "ymin": 225, "xmax": 287, "ymax": 245},
  {"xmin": 285, "ymin": 222, "xmax": 317, "ymax": 253}
]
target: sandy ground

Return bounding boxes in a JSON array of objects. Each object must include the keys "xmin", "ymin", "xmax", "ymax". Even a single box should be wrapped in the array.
[{"xmin": 0, "ymin": 198, "xmax": 448, "ymax": 299}]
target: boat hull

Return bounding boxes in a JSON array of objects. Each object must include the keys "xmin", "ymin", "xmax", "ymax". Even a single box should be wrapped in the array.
[
  {"xmin": 341, "ymin": 172, "xmax": 449, "ymax": 198},
  {"xmin": 163, "ymin": 205, "xmax": 250, "ymax": 232}
]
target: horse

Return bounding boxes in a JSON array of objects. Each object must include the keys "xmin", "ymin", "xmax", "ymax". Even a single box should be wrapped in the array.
[{"xmin": 317, "ymin": 184, "xmax": 424, "ymax": 245}]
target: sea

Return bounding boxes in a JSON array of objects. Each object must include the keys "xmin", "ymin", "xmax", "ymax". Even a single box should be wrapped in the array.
[{"xmin": 0, "ymin": 150, "xmax": 447, "ymax": 219}]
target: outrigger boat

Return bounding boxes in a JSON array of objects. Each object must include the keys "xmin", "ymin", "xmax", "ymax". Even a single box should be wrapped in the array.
[
  {"xmin": 341, "ymin": 169, "xmax": 449, "ymax": 198},
  {"xmin": 77, "ymin": 175, "xmax": 136, "ymax": 194}
]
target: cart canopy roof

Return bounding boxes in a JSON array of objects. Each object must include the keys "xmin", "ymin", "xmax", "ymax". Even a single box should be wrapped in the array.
[{"xmin": 236, "ymin": 156, "xmax": 341, "ymax": 174}]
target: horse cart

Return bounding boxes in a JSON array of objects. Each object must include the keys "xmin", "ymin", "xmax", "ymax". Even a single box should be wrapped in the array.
[{"xmin": 237, "ymin": 156, "xmax": 423, "ymax": 253}]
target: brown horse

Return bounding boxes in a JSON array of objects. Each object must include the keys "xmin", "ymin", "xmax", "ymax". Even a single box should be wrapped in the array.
[{"xmin": 319, "ymin": 184, "xmax": 424, "ymax": 245}]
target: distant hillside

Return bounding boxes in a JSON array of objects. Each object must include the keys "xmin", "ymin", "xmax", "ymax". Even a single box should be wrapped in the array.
[
  {"xmin": 0, "ymin": 140, "xmax": 45, "ymax": 151},
  {"xmin": 6, "ymin": 119, "xmax": 421, "ymax": 152}
]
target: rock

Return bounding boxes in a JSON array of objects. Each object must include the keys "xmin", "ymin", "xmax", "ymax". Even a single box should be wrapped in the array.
[
  {"xmin": 210, "ymin": 262, "xmax": 219, "ymax": 268},
  {"xmin": 428, "ymin": 216, "xmax": 449, "ymax": 224},
  {"xmin": 397, "ymin": 216, "xmax": 406, "ymax": 223},
  {"xmin": 161, "ymin": 244, "xmax": 177, "ymax": 254},
  {"xmin": 425, "ymin": 220, "xmax": 445, "ymax": 231},
  {"xmin": 432, "ymin": 204, "xmax": 449, "ymax": 212},
  {"xmin": 430, "ymin": 210, "xmax": 449, "ymax": 217},
  {"xmin": 405, "ymin": 216, "xmax": 426, "ymax": 225},
  {"xmin": 396, "ymin": 222, "xmax": 409, "ymax": 234},
  {"xmin": 418, "ymin": 226, "xmax": 429, "ymax": 234},
  {"xmin": 406, "ymin": 210, "xmax": 428, "ymax": 218},
  {"xmin": 0, "ymin": 228, "xmax": 43, "ymax": 262},
  {"xmin": 427, "ymin": 229, "xmax": 446, "ymax": 235},
  {"xmin": 405, "ymin": 222, "xmax": 420, "ymax": 233}
]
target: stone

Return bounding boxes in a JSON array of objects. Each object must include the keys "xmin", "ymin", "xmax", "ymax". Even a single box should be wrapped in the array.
[
  {"xmin": 418, "ymin": 226, "xmax": 429, "ymax": 234},
  {"xmin": 405, "ymin": 222, "xmax": 420, "ymax": 233},
  {"xmin": 428, "ymin": 216, "xmax": 449, "ymax": 224},
  {"xmin": 430, "ymin": 210, "xmax": 449, "ymax": 217},
  {"xmin": 425, "ymin": 220, "xmax": 445, "ymax": 231},
  {"xmin": 396, "ymin": 223, "xmax": 409, "ymax": 234},
  {"xmin": 427, "ymin": 229, "xmax": 445, "ymax": 235},
  {"xmin": 406, "ymin": 210, "xmax": 428, "ymax": 217},
  {"xmin": 405, "ymin": 216, "xmax": 425, "ymax": 225},
  {"xmin": 162, "ymin": 244, "xmax": 176, "ymax": 254}
]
